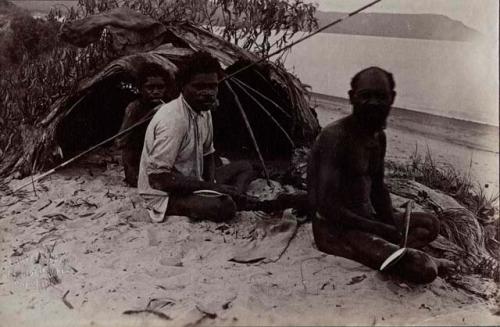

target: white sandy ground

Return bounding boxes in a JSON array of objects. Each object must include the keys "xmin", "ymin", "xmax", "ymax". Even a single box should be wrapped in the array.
[{"xmin": 0, "ymin": 102, "xmax": 499, "ymax": 326}]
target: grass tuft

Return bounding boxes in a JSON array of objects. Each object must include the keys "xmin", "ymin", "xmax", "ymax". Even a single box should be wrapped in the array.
[{"xmin": 386, "ymin": 144, "xmax": 499, "ymax": 224}]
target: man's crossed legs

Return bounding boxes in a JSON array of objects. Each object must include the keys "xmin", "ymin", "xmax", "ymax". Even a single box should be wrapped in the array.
[
  {"xmin": 313, "ymin": 212, "xmax": 454, "ymax": 284},
  {"xmin": 165, "ymin": 160, "xmax": 308, "ymax": 222}
]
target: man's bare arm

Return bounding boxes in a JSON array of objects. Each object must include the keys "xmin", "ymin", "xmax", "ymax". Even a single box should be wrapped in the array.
[
  {"xmin": 314, "ymin": 136, "xmax": 399, "ymax": 241},
  {"xmin": 318, "ymin": 167, "xmax": 398, "ymax": 241},
  {"xmin": 370, "ymin": 132, "xmax": 397, "ymax": 228},
  {"xmin": 371, "ymin": 175, "xmax": 396, "ymax": 227},
  {"xmin": 203, "ymin": 153, "xmax": 216, "ymax": 183},
  {"xmin": 117, "ymin": 102, "xmax": 139, "ymax": 148},
  {"xmin": 149, "ymin": 171, "xmax": 237, "ymax": 196}
]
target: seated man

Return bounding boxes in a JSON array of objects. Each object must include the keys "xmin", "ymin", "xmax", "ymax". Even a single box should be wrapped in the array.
[
  {"xmin": 138, "ymin": 51, "xmax": 263, "ymax": 223},
  {"xmin": 118, "ymin": 63, "xmax": 174, "ymax": 187},
  {"xmin": 307, "ymin": 67, "xmax": 453, "ymax": 284}
]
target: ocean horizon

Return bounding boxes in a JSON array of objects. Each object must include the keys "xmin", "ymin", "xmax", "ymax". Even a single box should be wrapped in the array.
[
  {"xmin": 312, "ymin": 92, "xmax": 499, "ymax": 155},
  {"xmin": 284, "ymin": 32, "xmax": 498, "ymax": 127},
  {"xmin": 11, "ymin": 0, "xmax": 500, "ymax": 126}
]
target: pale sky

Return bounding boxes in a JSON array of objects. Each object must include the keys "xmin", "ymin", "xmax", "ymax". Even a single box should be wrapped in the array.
[{"xmin": 314, "ymin": 0, "xmax": 498, "ymax": 39}]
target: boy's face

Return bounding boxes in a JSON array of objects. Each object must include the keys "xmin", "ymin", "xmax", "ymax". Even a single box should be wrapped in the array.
[{"xmin": 141, "ymin": 76, "xmax": 167, "ymax": 105}]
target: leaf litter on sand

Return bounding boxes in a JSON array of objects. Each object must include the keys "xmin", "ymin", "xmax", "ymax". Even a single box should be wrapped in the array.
[{"xmin": 1, "ymin": 158, "xmax": 499, "ymax": 325}]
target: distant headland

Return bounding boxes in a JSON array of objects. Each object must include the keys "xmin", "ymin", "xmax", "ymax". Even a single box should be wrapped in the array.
[{"xmin": 315, "ymin": 11, "xmax": 481, "ymax": 41}]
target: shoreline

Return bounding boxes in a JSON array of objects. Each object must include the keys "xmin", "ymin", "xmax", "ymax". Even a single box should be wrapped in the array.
[
  {"xmin": 311, "ymin": 93, "xmax": 499, "ymax": 194},
  {"xmin": 312, "ymin": 92, "xmax": 499, "ymax": 128},
  {"xmin": 311, "ymin": 92, "xmax": 499, "ymax": 154}
]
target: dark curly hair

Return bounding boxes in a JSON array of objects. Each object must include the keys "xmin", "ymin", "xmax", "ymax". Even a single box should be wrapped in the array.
[
  {"xmin": 177, "ymin": 51, "xmax": 223, "ymax": 87},
  {"xmin": 350, "ymin": 66, "xmax": 395, "ymax": 91},
  {"xmin": 136, "ymin": 62, "xmax": 173, "ymax": 87}
]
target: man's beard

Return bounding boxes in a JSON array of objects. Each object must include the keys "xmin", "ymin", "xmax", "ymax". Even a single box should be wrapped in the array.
[
  {"xmin": 198, "ymin": 98, "xmax": 219, "ymax": 111},
  {"xmin": 144, "ymin": 97, "xmax": 164, "ymax": 106},
  {"xmin": 353, "ymin": 105, "xmax": 389, "ymax": 131}
]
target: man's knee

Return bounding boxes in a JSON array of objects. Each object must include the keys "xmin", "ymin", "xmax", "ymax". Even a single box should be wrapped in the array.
[
  {"xmin": 412, "ymin": 212, "xmax": 440, "ymax": 241},
  {"xmin": 214, "ymin": 194, "xmax": 237, "ymax": 222},
  {"xmin": 233, "ymin": 160, "xmax": 253, "ymax": 172},
  {"xmin": 312, "ymin": 217, "xmax": 337, "ymax": 254},
  {"xmin": 428, "ymin": 214, "xmax": 440, "ymax": 240},
  {"xmin": 216, "ymin": 161, "xmax": 253, "ymax": 184},
  {"xmin": 227, "ymin": 161, "xmax": 254, "ymax": 179},
  {"xmin": 199, "ymin": 194, "xmax": 236, "ymax": 222}
]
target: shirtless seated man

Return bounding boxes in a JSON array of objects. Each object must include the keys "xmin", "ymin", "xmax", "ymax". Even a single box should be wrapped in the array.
[{"xmin": 307, "ymin": 67, "xmax": 452, "ymax": 284}]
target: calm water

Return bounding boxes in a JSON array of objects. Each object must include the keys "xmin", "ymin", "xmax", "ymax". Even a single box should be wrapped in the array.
[
  {"xmin": 284, "ymin": 33, "xmax": 498, "ymax": 126},
  {"xmin": 12, "ymin": 0, "xmax": 77, "ymax": 13}
]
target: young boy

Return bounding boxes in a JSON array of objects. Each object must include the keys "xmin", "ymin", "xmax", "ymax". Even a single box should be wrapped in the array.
[{"xmin": 118, "ymin": 63, "xmax": 175, "ymax": 187}]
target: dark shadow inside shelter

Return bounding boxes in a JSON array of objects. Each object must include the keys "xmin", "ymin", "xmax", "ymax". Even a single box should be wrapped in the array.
[
  {"xmin": 55, "ymin": 64, "xmax": 296, "ymax": 166},
  {"xmin": 56, "ymin": 76, "xmax": 137, "ymax": 158},
  {"xmin": 214, "ymin": 61, "xmax": 295, "ymax": 161}
]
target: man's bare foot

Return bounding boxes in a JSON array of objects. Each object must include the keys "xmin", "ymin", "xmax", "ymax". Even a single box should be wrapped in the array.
[{"xmin": 434, "ymin": 257, "xmax": 457, "ymax": 276}]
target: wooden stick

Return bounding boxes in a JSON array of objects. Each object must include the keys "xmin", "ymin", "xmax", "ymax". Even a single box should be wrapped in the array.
[
  {"xmin": 401, "ymin": 200, "xmax": 413, "ymax": 248},
  {"xmin": 30, "ymin": 174, "xmax": 38, "ymax": 198},
  {"xmin": 221, "ymin": 0, "xmax": 383, "ymax": 82},
  {"xmin": 62, "ymin": 290, "xmax": 74, "ymax": 309},
  {"xmin": 224, "ymin": 81, "xmax": 271, "ymax": 184},
  {"xmin": 231, "ymin": 79, "xmax": 294, "ymax": 147},
  {"xmin": 31, "ymin": 158, "xmax": 39, "ymax": 197},
  {"xmin": 12, "ymin": 105, "xmax": 161, "ymax": 193},
  {"xmin": 232, "ymin": 77, "xmax": 291, "ymax": 118}
]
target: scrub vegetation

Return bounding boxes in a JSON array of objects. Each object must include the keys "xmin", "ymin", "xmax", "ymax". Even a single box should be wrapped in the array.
[
  {"xmin": 0, "ymin": 0, "xmax": 317, "ymax": 156},
  {"xmin": 387, "ymin": 146, "xmax": 499, "ymax": 223}
]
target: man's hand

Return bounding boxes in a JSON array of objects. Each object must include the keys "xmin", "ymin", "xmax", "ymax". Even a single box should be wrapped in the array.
[
  {"xmin": 380, "ymin": 225, "xmax": 402, "ymax": 245},
  {"xmin": 215, "ymin": 184, "xmax": 259, "ymax": 202},
  {"xmin": 212, "ymin": 184, "xmax": 260, "ymax": 209},
  {"xmin": 213, "ymin": 184, "xmax": 240, "ymax": 197}
]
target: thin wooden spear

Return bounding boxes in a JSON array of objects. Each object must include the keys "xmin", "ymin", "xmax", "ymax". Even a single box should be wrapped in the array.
[
  {"xmin": 231, "ymin": 78, "xmax": 294, "ymax": 148},
  {"xmin": 224, "ymin": 80, "xmax": 271, "ymax": 184},
  {"xmin": 221, "ymin": 0, "xmax": 383, "ymax": 82},
  {"xmin": 11, "ymin": 106, "xmax": 159, "ymax": 193},
  {"xmin": 232, "ymin": 77, "xmax": 291, "ymax": 118}
]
